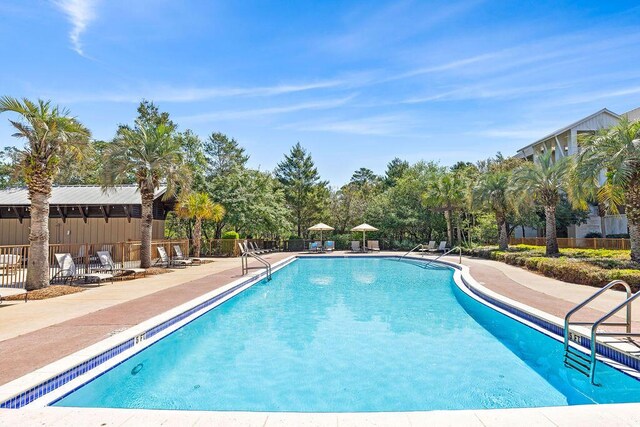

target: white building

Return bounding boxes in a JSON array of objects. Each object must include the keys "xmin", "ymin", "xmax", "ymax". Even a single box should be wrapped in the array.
[{"xmin": 514, "ymin": 107, "xmax": 638, "ymax": 238}]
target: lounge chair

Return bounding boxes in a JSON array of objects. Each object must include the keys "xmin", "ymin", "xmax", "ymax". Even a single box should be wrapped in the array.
[
  {"xmin": 174, "ymin": 245, "xmax": 201, "ymax": 265},
  {"xmin": 0, "ymin": 286, "xmax": 27, "ymax": 304},
  {"xmin": 314, "ymin": 241, "xmax": 324, "ymax": 253},
  {"xmin": 367, "ymin": 240, "xmax": 380, "ymax": 251},
  {"xmin": 250, "ymin": 242, "xmax": 268, "ymax": 255},
  {"xmin": 308, "ymin": 242, "xmax": 320, "ymax": 253},
  {"xmin": 351, "ymin": 241, "xmax": 361, "ymax": 252},
  {"xmin": 51, "ymin": 253, "xmax": 113, "ymax": 284},
  {"xmin": 0, "ymin": 254, "xmax": 21, "ymax": 275},
  {"xmin": 156, "ymin": 247, "xmax": 190, "ymax": 268},
  {"xmin": 324, "ymin": 241, "xmax": 335, "ymax": 252},
  {"xmin": 436, "ymin": 241, "xmax": 449, "ymax": 252},
  {"xmin": 419, "ymin": 241, "xmax": 436, "ymax": 252},
  {"xmin": 95, "ymin": 251, "xmax": 146, "ymax": 278}
]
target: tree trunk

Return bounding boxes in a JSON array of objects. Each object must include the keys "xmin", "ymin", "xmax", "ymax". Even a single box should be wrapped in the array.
[
  {"xmin": 497, "ymin": 215, "xmax": 508, "ymax": 251},
  {"xmin": 627, "ymin": 178, "xmax": 640, "ymax": 263},
  {"xmin": 456, "ymin": 214, "xmax": 462, "ymax": 244},
  {"xmin": 194, "ymin": 217, "xmax": 202, "ymax": 257},
  {"xmin": 598, "ymin": 203, "xmax": 607, "ymax": 238},
  {"xmin": 545, "ymin": 205, "xmax": 559, "ymax": 256},
  {"xmin": 26, "ymin": 188, "xmax": 52, "ymax": 290},
  {"xmin": 140, "ymin": 189, "xmax": 154, "ymax": 268},
  {"xmin": 444, "ymin": 210, "xmax": 454, "ymax": 245}
]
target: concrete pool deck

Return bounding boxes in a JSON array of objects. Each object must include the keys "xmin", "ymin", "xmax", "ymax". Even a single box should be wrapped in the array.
[{"xmin": 1, "ymin": 251, "xmax": 640, "ymax": 425}]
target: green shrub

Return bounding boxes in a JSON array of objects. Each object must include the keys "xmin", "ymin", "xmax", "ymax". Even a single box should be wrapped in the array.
[
  {"xmin": 584, "ymin": 232, "xmax": 602, "ymax": 238},
  {"xmin": 221, "ymin": 231, "xmax": 239, "ymax": 240}
]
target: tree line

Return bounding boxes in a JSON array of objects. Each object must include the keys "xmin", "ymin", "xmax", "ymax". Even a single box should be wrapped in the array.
[{"xmin": 1, "ymin": 97, "xmax": 639, "ymax": 290}]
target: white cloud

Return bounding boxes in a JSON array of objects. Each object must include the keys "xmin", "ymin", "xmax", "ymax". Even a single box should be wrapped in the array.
[
  {"xmin": 179, "ymin": 96, "xmax": 355, "ymax": 123},
  {"xmin": 52, "ymin": 0, "xmax": 98, "ymax": 56},
  {"xmin": 281, "ymin": 114, "xmax": 420, "ymax": 137},
  {"xmin": 53, "ymin": 79, "xmax": 350, "ymax": 103}
]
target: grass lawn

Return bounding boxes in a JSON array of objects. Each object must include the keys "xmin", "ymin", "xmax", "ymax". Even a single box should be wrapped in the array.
[{"xmin": 464, "ymin": 245, "xmax": 640, "ymax": 289}]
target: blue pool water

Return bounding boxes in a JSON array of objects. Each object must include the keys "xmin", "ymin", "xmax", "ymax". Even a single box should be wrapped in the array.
[{"xmin": 54, "ymin": 258, "xmax": 640, "ymax": 411}]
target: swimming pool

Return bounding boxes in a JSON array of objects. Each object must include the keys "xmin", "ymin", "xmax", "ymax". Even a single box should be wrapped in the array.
[{"xmin": 53, "ymin": 257, "xmax": 640, "ymax": 411}]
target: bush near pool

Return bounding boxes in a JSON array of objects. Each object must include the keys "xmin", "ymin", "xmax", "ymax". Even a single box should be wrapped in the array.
[{"xmin": 463, "ymin": 245, "xmax": 640, "ymax": 290}]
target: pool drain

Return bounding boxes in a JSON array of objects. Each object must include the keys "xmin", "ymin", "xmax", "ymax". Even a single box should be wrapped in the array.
[{"xmin": 131, "ymin": 363, "xmax": 144, "ymax": 375}]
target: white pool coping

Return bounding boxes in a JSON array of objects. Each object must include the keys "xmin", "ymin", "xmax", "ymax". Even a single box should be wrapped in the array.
[{"xmin": 1, "ymin": 254, "xmax": 639, "ymax": 426}]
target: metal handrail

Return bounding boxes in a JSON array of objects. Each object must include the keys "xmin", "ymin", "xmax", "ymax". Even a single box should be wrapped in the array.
[
  {"xmin": 590, "ymin": 287, "xmax": 639, "ymax": 382},
  {"xmin": 398, "ymin": 244, "xmax": 423, "ymax": 260},
  {"xmin": 422, "ymin": 246, "xmax": 462, "ymax": 268},
  {"xmin": 238, "ymin": 242, "xmax": 272, "ymax": 280},
  {"xmin": 563, "ymin": 280, "xmax": 632, "ymax": 354}
]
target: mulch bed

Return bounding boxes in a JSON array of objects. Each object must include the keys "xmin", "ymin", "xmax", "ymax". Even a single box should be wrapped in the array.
[{"xmin": 4, "ymin": 285, "xmax": 85, "ymax": 301}]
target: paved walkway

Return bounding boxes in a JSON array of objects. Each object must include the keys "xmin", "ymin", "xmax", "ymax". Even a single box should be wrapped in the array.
[{"xmin": 0, "ymin": 251, "xmax": 637, "ymax": 388}]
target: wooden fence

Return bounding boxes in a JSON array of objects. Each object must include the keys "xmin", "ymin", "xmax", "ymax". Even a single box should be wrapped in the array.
[
  {"xmin": 0, "ymin": 239, "xmax": 189, "ymax": 289},
  {"xmin": 509, "ymin": 237, "xmax": 631, "ymax": 250}
]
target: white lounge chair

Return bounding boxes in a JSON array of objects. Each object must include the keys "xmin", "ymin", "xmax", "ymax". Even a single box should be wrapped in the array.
[
  {"xmin": 249, "ymin": 241, "xmax": 268, "ymax": 255},
  {"xmin": 96, "ymin": 251, "xmax": 146, "ymax": 278},
  {"xmin": 156, "ymin": 246, "xmax": 189, "ymax": 268},
  {"xmin": 174, "ymin": 245, "xmax": 200, "ymax": 265},
  {"xmin": 0, "ymin": 287, "xmax": 27, "ymax": 303},
  {"xmin": 367, "ymin": 240, "xmax": 380, "ymax": 251},
  {"xmin": 0, "ymin": 254, "xmax": 21, "ymax": 275},
  {"xmin": 324, "ymin": 241, "xmax": 335, "ymax": 252},
  {"xmin": 52, "ymin": 253, "xmax": 113, "ymax": 284},
  {"xmin": 436, "ymin": 241, "xmax": 449, "ymax": 252},
  {"xmin": 351, "ymin": 241, "xmax": 361, "ymax": 252},
  {"xmin": 419, "ymin": 241, "xmax": 436, "ymax": 252}
]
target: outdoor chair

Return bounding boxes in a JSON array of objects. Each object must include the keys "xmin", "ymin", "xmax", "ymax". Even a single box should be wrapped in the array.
[
  {"xmin": 100, "ymin": 244, "xmax": 113, "ymax": 254},
  {"xmin": 351, "ymin": 241, "xmax": 361, "ymax": 252},
  {"xmin": 0, "ymin": 254, "xmax": 21, "ymax": 275},
  {"xmin": 314, "ymin": 241, "xmax": 324, "ymax": 253},
  {"xmin": 51, "ymin": 253, "xmax": 113, "ymax": 285},
  {"xmin": 249, "ymin": 241, "xmax": 268, "ymax": 255},
  {"xmin": 174, "ymin": 245, "xmax": 200, "ymax": 265},
  {"xmin": 0, "ymin": 286, "xmax": 27, "ymax": 304},
  {"xmin": 367, "ymin": 240, "xmax": 381, "ymax": 251},
  {"xmin": 156, "ymin": 246, "xmax": 189, "ymax": 268},
  {"xmin": 95, "ymin": 251, "xmax": 146, "ymax": 279},
  {"xmin": 419, "ymin": 241, "xmax": 436, "ymax": 252},
  {"xmin": 436, "ymin": 241, "xmax": 449, "ymax": 252},
  {"xmin": 324, "ymin": 241, "xmax": 335, "ymax": 252},
  {"xmin": 308, "ymin": 242, "xmax": 320, "ymax": 253}
]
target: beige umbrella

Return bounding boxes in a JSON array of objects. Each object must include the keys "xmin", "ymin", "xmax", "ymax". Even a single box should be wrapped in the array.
[
  {"xmin": 308, "ymin": 223, "xmax": 335, "ymax": 244},
  {"xmin": 351, "ymin": 223, "xmax": 378, "ymax": 251}
]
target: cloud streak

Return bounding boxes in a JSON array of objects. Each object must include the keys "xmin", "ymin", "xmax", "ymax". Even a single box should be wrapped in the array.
[
  {"xmin": 179, "ymin": 96, "xmax": 356, "ymax": 123},
  {"xmin": 52, "ymin": 0, "xmax": 98, "ymax": 56}
]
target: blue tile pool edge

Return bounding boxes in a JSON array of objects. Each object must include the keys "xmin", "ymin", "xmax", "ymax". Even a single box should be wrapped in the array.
[{"xmin": 0, "ymin": 256, "xmax": 298, "ymax": 409}]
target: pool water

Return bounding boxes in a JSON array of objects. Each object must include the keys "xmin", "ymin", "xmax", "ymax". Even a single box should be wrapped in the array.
[{"xmin": 54, "ymin": 257, "xmax": 640, "ymax": 411}]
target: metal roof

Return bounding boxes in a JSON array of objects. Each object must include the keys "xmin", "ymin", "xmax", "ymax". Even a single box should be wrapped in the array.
[
  {"xmin": 624, "ymin": 106, "xmax": 640, "ymax": 122},
  {"xmin": 0, "ymin": 185, "xmax": 167, "ymax": 206},
  {"xmin": 516, "ymin": 108, "xmax": 620, "ymax": 153}
]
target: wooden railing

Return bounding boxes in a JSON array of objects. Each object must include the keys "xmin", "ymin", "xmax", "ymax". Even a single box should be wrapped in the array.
[
  {"xmin": 0, "ymin": 239, "xmax": 189, "ymax": 289},
  {"xmin": 509, "ymin": 237, "xmax": 631, "ymax": 250}
]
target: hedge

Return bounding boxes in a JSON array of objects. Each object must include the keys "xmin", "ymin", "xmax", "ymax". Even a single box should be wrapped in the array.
[{"xmin": 462, "ymin": 246, "xmax": 640, "ymax": 290}]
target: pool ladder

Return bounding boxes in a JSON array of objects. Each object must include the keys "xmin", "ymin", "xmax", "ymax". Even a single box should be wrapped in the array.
[
  {"xmin": 563, "ymin": 280, "xmax": 640, "ymax": 384},
  {"xmin": 238, "ymin": 241, "xmax": 272, "ymax": 280}
]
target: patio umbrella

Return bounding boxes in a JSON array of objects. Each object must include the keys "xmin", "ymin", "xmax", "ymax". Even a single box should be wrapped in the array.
[
  {"xmin": 351, "ymin": 223, "xmax": 378, "ymax": 251},
  {"xmin": 308, "ymin": 223, "xmax": 334, "ymax": 244}
]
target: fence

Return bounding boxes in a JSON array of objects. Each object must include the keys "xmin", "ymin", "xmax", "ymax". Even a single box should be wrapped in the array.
[
  {"xmin": 509, "ymin": 237, "xmax": 631, "ymax": 250},
  {"xmin": 0, "ymin": 239, "xmax": 189, "ymax": 289}
]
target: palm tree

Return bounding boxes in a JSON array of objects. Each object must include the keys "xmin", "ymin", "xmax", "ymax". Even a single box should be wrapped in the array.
[
  {"xmin": 177, "ymin": 192, "xmax": 225, "ymax": 257},
  {"xmin": 513, "ymin": 151, "xmax": 571, "ymax": 256},
  {"xmin": 473, "ymin": 170, "xmax": 512, "ymax": 250},
  {"xmin": 0, "ymin": 97, "xmax": 90, "ymax": 290},
  {"xmin": 102, "ymin": 119, "xmax": 190, "ymax": 268},
  {"xmin": 573, "ymin": 118, "xmax": 640, "ymax": 262},
  {"xmin": 423, "ymin": 171, "xmax": 465, "ymax": 245}
]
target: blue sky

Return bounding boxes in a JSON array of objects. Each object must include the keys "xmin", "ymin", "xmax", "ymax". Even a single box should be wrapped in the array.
[{"xmin": 1, "ymin": 1, "xmax": 639, "ymax": 185}]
